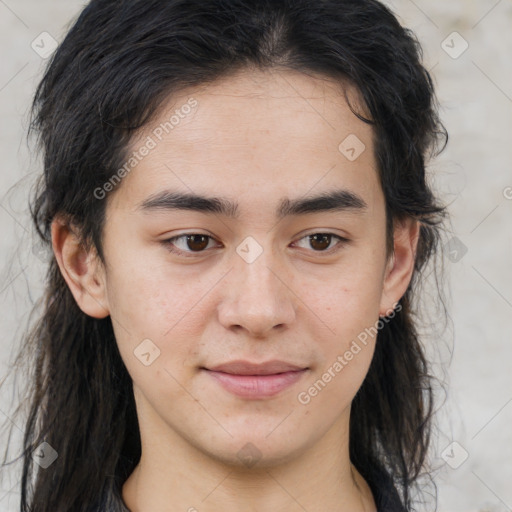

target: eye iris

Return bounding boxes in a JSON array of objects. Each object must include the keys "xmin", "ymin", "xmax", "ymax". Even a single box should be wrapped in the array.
[
  {"xmin": 187, "ymin": 234, "xmax": 209, "ymax": 251},
  {"xmin": 179, "ymin": 233, "xmax": 336, "ymax": 253},
  {"xmin": 310, "ymin": 234, "xmax": 331, "ymax": 250}
]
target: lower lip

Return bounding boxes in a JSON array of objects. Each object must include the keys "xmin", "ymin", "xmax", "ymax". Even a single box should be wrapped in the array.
[{"xmin": 203, "ymin": 369, "xmax": 308, "ymax": 399}]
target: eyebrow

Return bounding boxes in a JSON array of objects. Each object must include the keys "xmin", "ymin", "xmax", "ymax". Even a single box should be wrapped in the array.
[{"xmin": 137, "ymin": 188, "xmax": 368, "ymax": 219}]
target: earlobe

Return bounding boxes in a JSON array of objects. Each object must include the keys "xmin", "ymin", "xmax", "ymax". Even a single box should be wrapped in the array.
[
  {"xmin": 379, "ymin": 218, "xmax": 420, "ymax": 317},
  {"xmin": 51, "ymin": 217, "xmax": 110, "ymax": 319}
]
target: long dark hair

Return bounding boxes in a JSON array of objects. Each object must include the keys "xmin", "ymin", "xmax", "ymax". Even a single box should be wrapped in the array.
[{"xmin": 0, "ymin": 0, "xmax": 449, "ymax": 510}]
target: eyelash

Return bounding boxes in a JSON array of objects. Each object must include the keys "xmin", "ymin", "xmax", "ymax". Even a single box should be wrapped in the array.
[{"xmin": 162, "ymin": 232, "xmax": 350, "ymax": 258}]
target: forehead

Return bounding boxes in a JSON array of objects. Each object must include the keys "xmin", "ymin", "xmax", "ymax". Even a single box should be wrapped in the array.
[{"xmin": 108, "ymin": 68, "xmax": 381, "ymax": 217}]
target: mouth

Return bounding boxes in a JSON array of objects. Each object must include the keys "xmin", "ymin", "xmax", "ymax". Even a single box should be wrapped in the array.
[
  {"xmin": 202, "ymin": 359, "xmax": 309, "ymax": 376},
  {"xmin": 200, "ymin": 360, "xmax": 309, "ymax": 398}
]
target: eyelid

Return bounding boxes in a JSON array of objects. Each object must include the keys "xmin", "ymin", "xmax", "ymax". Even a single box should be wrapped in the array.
[
  {"xmin": 162, "ymin": 231, "xmax": 350, "ymax": 257},
  {"xmin": 291, "ymin": 232, "xmax": 349, "ymax": 254},
  {"xmin": 163, "ymin": 232, "xmax": 222, "ymax": 258}
]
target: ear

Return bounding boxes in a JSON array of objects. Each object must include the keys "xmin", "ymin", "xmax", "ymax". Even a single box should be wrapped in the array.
[
  {"xmin": 379, "ymin": 217, "xmax": 420, "ymax": 317},
  {"xmin": 51, "ymin": 217, "xmax": 110, "ymax": 318}
]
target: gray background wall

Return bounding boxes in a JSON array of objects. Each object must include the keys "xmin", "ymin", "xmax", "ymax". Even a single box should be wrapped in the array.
[{"xmin": 0, "ymin": 1, "xmax": 511, "ymax": 511}]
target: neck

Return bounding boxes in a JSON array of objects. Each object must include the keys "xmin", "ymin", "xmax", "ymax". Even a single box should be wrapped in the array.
[{"xmin": 121, "ymin": 402, "xmax": 376, "ymax": 512}]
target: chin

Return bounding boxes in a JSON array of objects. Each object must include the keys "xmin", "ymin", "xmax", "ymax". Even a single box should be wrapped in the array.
[{"xmin": 197, "ymin": 431, "xmax": 308, "ymax": 470}]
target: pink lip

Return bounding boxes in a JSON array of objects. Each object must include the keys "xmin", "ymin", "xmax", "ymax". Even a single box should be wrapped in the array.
[
  {"xmin": 202, "ymin": 360, "xmax": 309, "ymax": 399},
  {"xmin": 202, "ymin": 366, "xmax": 308, "ymax": 399},
  {"xmin": 206, "ymin": 359, "xmax": 307, "ymax": 376}
]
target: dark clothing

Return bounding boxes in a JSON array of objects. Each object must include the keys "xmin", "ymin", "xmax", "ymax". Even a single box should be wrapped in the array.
[{"xmin": 101, "ymin": 467, "xmax": 407, "ymax": 512}]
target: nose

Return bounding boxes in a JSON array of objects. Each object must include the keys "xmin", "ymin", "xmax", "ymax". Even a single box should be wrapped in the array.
[{"xmin": 217, "ymin": 242, "xmax": 296, "ymax": 338}]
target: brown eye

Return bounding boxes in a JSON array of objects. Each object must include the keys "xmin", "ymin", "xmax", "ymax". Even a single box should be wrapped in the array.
[
  {"xmin": 164, "ymin": 233, "xmax": 218, "ymax": 257},
  {"xmin": 294, "ymin": 233, "xmax": 349, "ymax": 254},
  {"xmin": 185, "ymin": 234, "xmax": 210, "ymax": 251},
  {"xmin": 309, "ymin": 234, "xmax": 332, "ymax": 251}
]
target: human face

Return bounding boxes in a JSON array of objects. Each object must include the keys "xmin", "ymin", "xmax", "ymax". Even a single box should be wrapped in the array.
[{"xmin": 99, "ymin": 68, "xmax": 394, "ymax": 467}]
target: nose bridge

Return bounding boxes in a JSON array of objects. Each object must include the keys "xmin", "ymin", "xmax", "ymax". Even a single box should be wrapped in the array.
[{"xmin": 218, "ymin": 235, "xmax": 295, "ymax": 334}]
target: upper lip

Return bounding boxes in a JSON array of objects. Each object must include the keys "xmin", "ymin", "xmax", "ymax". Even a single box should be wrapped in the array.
[{"xmin": 203, "ymin": 360, "xmax": 308, "ymax": 376}]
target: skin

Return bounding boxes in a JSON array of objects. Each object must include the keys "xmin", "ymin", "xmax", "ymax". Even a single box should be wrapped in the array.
[{"xmin": 52, "ymin": 67, "xmax": 419, "ymax": 512}]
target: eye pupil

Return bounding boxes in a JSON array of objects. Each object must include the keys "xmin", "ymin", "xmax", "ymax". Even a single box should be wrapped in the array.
[
  {"xmin": 187, "ymin": 234, "xmax": 209, "ymax": 251},
  {"xmin": 310, "ymin": 234, "xmax": 331, "ymax": 250},
  {"xmin": 170, "ymin": 232, "xmax": 342, "ymax": 256}
]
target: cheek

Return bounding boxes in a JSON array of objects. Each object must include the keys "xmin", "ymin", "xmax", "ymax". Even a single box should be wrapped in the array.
[
  {"xmin": 103, "ymin": 254, "xmax": 218, "ymax": 388},
  {"xmin": 297, "ymin": 257, "xmax": 384, "ymax": 402},
  {"xmin": 304, "ymin": 256, "xmax": 385, "ymax": 342},
  {"xmin": 105, "ymin": 251, "xmax": 209, "ymax": 337},
  {"xmin": 298, "ymin": 290, "xmax": 379, "ymax": 415}
]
